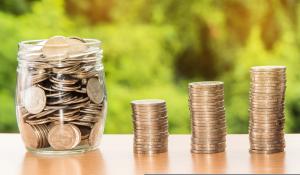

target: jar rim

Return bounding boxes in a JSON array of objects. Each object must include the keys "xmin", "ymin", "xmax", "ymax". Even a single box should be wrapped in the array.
[{"xmin": 19, "ymin": 38, "xmax": 101, "ymax": 47}]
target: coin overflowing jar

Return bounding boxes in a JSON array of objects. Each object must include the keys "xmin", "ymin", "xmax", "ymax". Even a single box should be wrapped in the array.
[
  {"xmin": 131, "ymin": 99, "xmax": 168, "ymax": 154},
  {"xmin": 16, "ymin": 36, "xmax": 107, "ymax": 154},
  {"xmin": 248, "ymin": 66, "xmax": 286, "ymax": 154},
  {"xmin": 188, "ymin": 81, "xmax": 227, "ymax": 154}
]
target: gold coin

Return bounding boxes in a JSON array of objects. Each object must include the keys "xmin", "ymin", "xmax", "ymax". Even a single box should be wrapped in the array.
[
  {"xmin": 48, "ymin": 124, "xmax": 81, "ymax": 150},
  {"xmin": 23, "ymin": 86, "xmax": 46, "ymax": 114},
  {"xmin": 87, "ymin": 78, "xmax": 104, "ymax": 104}
]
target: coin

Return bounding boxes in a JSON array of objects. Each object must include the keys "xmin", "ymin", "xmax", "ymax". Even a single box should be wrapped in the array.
[
  {"xmin": 23, "ymin": 86, "xmax": 46, "ymax": 114},
  {"xmin": 249, "ymin": 149, "xmax": 284, "ymax": 154},
  {"xmin": 48, "ymin": 124, "xmax": 81, "ymax": 150},
  {"xmin": 189, "ymin": 81, "xmax": 223, "ymax": 88},
  {"xmin": 88, "ymin": 122, "xmax": 102, "ymax": 146},
  {"xmin": 191, "ymin": 149, "xmax": 225, "ymax": 154},
  {"xmin": 42, "ymin": 36, "xmax": 69, "ymax": 57},
  {"xmin": 134, "ymin": 149, "xmax": 167, "ymax": 154},
  {"xmin": 131, "ymin": 99, "xmax": 166, "ymax": 106},
  {"xmin": 67, "ymin": 37, "xmax": 88, "ymax": 55},
  {"xmin": 87, "ymin": 78, "xmax": 104, "ymax": 104},
  {"xmin": 21, "ymin": 123, "xmax": 39, "ymax": 149}
]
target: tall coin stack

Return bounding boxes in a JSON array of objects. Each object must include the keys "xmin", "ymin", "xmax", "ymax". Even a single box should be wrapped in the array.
[
  {"xmin": 249, "ymin": 66, "xmax": 286, "ymax": 154},
  {"xmin": 189, "ymin": 81, "xmax": 227, "ymax": 154},
  {"xmin": 131, "ymin": 99, "xmax": 168, "ymax": 154}
]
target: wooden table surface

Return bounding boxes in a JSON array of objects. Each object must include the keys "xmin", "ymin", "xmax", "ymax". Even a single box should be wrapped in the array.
[{"xmin": 1, "ymin": 134, "xmax": 300, "ymax": 174}]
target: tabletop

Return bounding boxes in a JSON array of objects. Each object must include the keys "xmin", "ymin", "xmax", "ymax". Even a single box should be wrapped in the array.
[{"xmin": 1, "ymin": 134, "xmax": 300, "ymax": 174}]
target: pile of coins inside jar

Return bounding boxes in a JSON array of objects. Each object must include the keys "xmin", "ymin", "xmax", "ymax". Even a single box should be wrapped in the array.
[
  {"xmin": 131, "ymin": 99, "xmax": 168, "ymax": 154},
  {"xmin": 248, "ymin": 66, "xmax": 286, "ymax": 154},
  {"xmin": 16, "ymin": 36, "xmax": 106, "ymax": 151},
  {"xmin": 188, "ymin": 81, "xmax": 227, "ymax": 154}
]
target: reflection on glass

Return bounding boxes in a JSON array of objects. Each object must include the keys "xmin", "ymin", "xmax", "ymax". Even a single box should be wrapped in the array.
[
  {"xmin": 134, "ymin": 153, "xmax": 169, "ymax": 175},
  {"xmin": 192, "ymin": 152, "xmax": 227, "ymax": 174},
  {"xmin": 250, "ymin": 152, "xmax": 285, "ymax": 174},
  {"xmin": 21, "ymin": 149, "xmax": 105, "ymax": 175}
]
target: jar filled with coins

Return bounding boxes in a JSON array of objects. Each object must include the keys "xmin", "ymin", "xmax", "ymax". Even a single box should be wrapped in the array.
[{"xmin": 16, "ymin": 36, "xmax": 107, "ymax": 154}]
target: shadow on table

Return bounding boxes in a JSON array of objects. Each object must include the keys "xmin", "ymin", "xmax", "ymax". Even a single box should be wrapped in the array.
[
  {"xmin": 21, "ymin": 149, "xmax": 106, "ymax": 175},
  {"xmin": 134, "ymin": 152, "xmax": 170, "ymax": 175},
  {"xmin": 192, "ymin": 152, "xmax": 227, "ymax": 174},
  {"xmin": 250, "ymin": 152, "xmax": 286, "ymax": 174}
]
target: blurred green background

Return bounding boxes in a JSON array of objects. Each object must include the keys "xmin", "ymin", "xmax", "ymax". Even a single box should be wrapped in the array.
[{"xmin": 1, "ymin": 0, "xmax": 300, "ymax": 134}]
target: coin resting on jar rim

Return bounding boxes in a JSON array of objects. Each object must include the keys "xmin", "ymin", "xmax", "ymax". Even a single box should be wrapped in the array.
[{"xmin": 42, "ymin": 36, "xmax": 88, "ymax": 57}]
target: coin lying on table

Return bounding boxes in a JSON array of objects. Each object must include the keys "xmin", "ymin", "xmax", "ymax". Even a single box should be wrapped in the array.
[
  {"xmin": 48, "ymin": 124, "xmax": 81, "ymax": 150},
  {"xmin": 23, "ymin": 86, "xmax": 46, "ymax": 114},
  {"xmin": 87, "ymin": 78, "xmax": 104, "ymax": 104}
]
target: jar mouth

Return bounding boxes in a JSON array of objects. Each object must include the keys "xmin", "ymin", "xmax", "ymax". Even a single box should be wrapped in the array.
[
  {"xmin": 19, "ymin": 38, "xmax": 101, "ymax": 47},
  {"xmin": 18, "ymin": 38, "xmax": 103, "ymax": 64}
]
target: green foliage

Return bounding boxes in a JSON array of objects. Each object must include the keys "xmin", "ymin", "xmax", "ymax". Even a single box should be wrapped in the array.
[
  {"xmin": 0, "ymin": 0, "xmax": 38, "ymax": 15},
  {"xmin": 0, "ymin": 0, "xmax": 300, "ymax": 134}
]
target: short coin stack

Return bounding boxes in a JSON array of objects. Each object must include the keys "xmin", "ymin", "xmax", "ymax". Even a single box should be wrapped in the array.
[
  {"xmin": 249, "ymin": 66, "xmax": 286, "ymax": 154},
  {"xmin": 131, "ymin": 99, "xmax": 168, "ymax": 154},
  {"xmin": 189, "ymin": 81, "xmax": 227, "ymax": 154}
]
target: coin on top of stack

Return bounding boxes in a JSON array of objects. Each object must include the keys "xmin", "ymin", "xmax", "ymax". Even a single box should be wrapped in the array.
[
  {"xmin": 249, "ymin": 66, "xmax": 286, "ymax": 154},
  {"xmin": 131, "ymin": 99, "xmax": 168, "ymax": 154},
  {"xmin": 189, "ymin": 81, "xmax": 226, "ymax": 154}
]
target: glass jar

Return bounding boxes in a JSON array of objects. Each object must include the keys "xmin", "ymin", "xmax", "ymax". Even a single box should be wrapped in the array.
[{"xmin": 16, "ymin": 36, "xmax": 107, "ymax": 154}]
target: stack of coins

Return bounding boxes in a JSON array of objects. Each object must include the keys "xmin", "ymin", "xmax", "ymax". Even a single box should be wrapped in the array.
[
  {"xmin": 249, "ymin": 66, "xmax": 286, "ymax": 154},
  {"xmin": 16, "ymin": 36, "xmax": 107, "ymax": 151},
  {"xmin": 189, "ymin": 81, "xmax": 226, "ymax": 154},
  {"xmin": 131, "ymin": 99, "xmax": 168, "ymax": 154}
]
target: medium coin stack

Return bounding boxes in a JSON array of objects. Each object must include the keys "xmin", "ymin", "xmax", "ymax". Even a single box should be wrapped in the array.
[
  {"xmin": 249, "ymin": 66, "xmax": 286, "ymax": 154},
  {"xmin": 17, "ymin": 36, "xmax": 106, "ymax": 151},
  {"xmin": 189, "ymin": 81, "xmax": 226, "ymax": 154},
  {"xmin": 131, "ymin": 99, "xmax": 168, "ymax": 154}
]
